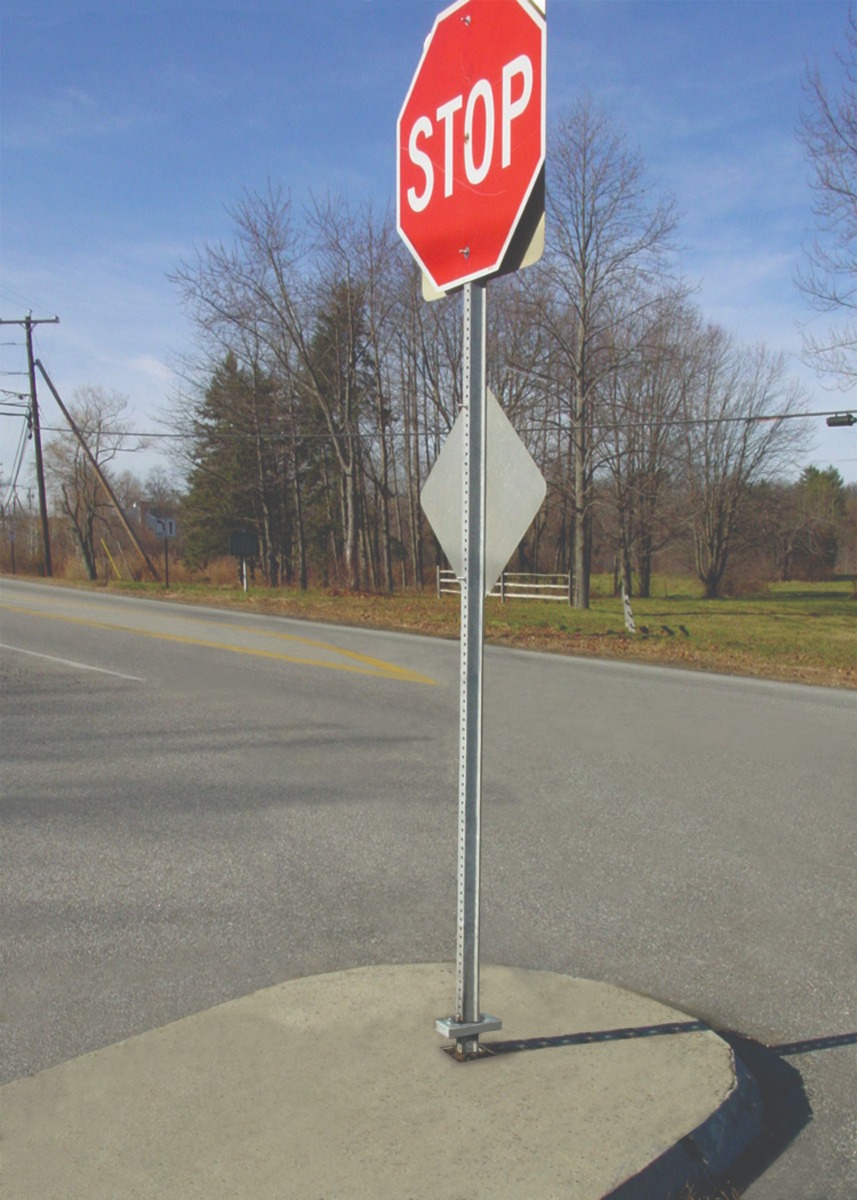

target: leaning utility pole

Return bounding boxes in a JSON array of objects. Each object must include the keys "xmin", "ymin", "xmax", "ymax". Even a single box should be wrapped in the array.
[
  {"xmin": 0, "ymin": 313, "xmax": 60, "ymax": 576},
  {"xmin": 35, "ymin": 359, "xmax": 160, "ymax": 582}
]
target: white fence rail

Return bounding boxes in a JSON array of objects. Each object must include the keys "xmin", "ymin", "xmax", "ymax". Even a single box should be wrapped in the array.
[{"xmin": 437, "ymin": 568, "xmax": 570, "ymax": 604}]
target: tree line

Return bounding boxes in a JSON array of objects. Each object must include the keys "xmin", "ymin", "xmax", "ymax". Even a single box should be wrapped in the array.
[
  {"xmin": 164, "ymin": 96, "xmax": 816, "ymax": 603},
  {"xmin": 31, "ymin": 44, "xmax": 857, "ymax": 599}
]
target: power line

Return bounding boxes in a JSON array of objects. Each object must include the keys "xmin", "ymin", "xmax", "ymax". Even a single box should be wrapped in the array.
[
  {"xmin": 24, "ymin": 406, "xmax": 856, "ymax": 445},
  {"xmin": 2, "ymin": 414, "xmax": 31, "ymax": 510}
]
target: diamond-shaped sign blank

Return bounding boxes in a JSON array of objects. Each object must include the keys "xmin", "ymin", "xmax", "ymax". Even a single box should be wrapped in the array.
[{"xmin": 421, "ymin": 390, "xmax": 546, "ymax": 595}]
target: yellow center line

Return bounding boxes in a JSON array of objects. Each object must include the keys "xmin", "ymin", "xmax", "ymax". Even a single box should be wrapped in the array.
[
  {"xmin": 0, "ymin": 603, "xmax": 437, "ymax": 685},
  {"xmin": 212, "ymin": 619, "xmax": 434, "ymax": 682}
]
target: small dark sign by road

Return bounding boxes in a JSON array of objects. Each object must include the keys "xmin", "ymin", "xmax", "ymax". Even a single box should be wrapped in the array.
[
  {"xmin": 146, "ymin": 513, "xmax": 177, "ymax": 539},
  {"xmin": 229, "ymin": 530, "xmax": 259, "ymax": 559}
]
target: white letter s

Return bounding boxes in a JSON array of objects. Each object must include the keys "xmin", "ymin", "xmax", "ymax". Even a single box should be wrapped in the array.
[{"xmin": 407, "ymin": 117, "xmax": 434, "ymax": 212}]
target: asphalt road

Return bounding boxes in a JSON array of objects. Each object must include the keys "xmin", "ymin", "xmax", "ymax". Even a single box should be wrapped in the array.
[{"xmin": 1, "ymin": 577, "xmax": 854, "ymax": 1198}]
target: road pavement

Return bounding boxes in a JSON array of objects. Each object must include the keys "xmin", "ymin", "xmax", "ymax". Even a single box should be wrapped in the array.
[{"xmin": 1, "ymin": 578, "xmax": 855, "ymax": 1197}]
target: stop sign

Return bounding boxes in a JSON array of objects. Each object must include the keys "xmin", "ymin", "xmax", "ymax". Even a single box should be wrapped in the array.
[{"xmin": 397, "ymin": 0, "xmax": 545, "ymax": 294}]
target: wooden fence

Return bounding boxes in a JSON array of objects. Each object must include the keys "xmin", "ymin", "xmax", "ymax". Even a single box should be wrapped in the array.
[{"xmin": 437, "ymin": 568, "xmax": 571, "ymax": 604}]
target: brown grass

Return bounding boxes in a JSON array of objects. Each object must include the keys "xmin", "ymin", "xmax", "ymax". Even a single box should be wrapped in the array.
[{"xmin": 44, "ymin": 570, "xmax": 854, "ymax": 690}]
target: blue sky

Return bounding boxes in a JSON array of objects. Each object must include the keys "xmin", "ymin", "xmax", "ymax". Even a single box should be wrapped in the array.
[{"xmin": 2, "ymin": 0, "xmax": 855, "ymax": 494}]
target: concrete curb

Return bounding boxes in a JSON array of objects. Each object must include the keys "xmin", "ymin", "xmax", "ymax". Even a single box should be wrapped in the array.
[
  {"xmin": 2, "ymin": 964, "xmax": 767, "ymax": 1199},
  {"xmin": 608, "ymin": 1045, "xmax": 766, "ymax": 1197}
]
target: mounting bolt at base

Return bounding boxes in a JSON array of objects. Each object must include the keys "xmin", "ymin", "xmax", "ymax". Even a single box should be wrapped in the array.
[{"xmin": 435, "ymin": 1012, "xmax": 502, "ymax": 1060}]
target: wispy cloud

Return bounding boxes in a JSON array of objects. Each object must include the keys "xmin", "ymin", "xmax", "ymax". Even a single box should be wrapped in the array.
[
  {"xmin": 2, "ymin": 86, "xmax": 156, "ymax": 151},
  {"xmin": 127, "ymin": 355, "xmax": 174, "ymax": 386}
]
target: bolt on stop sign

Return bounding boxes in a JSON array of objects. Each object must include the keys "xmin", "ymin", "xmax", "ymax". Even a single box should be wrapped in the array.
[{"xmin": 397, "ymin": 0, "xmax": 546, "ymax": 294}]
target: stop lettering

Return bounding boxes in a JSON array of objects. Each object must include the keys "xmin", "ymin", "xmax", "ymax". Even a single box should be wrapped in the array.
[
  {"xmin": 405, "ymin": 54, "xmax": 534, "ymax": 212},
  {"xmin": 397, "ymin": 0, "xmax": 545, "ymax": 293}
]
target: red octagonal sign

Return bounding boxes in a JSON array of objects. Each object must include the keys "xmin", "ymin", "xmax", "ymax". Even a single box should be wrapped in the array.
[{"xmin": 397, "ymin": 0, "xmax": 546, "ymax": 294}]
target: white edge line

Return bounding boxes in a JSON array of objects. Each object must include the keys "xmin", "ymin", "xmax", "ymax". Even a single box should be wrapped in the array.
[{"xmin": 0, "ymin": 643, "xmax": 145, "ymax": 682}]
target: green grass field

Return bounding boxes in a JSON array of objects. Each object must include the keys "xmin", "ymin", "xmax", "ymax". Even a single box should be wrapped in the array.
[
  {"xmin": 80, "ymin": 573, "xmax": 856, "ymax": 689},
  {"xmin": 481, "ymin": 577, "xmax": 856, "ymax": 683}
]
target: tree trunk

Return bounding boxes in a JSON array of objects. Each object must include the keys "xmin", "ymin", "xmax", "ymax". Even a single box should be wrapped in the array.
[
  {"xmin": 343, "ymin": 462, "xmax": 360, "ymax": 590},
  {"xmin": 637, "ymin": 530, "xmax": 653, "ymax": 598},
  {"xmin": 572, "ymin": 322, "xmax": 590, "ymax": 609}
]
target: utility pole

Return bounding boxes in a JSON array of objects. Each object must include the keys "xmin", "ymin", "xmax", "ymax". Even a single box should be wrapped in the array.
[
  {"xmin": 0, "ymin": 314, "xmax": 59, "ymax": 576},
  {"xmin": 35, "ymin": 359, "xmax": 160, "ymax": 582}
]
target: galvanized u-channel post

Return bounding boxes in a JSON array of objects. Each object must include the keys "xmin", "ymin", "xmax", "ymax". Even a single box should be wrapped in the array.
[{"xmin": 436, "ymin": 279, "xmax": 501, "ymax": 1058}]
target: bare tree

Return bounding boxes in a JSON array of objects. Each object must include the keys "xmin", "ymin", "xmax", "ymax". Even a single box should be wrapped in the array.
[
  {"xmin": 681, "ymin": 327, "xmax": 807, "ymax": 598},
  {"xmin": 797, "ymin": 9, "xmax": 857, "ymax": 385},
  {"xmin": 171, "ymin": 188, "xmax": 315, "ymax": 584},
  {"xmin": 143, "ymin": 466, "xmax": 183, "ymax": 512},
  {"xmin": 392, "ymin": 258, "xmax": 463, "ymax": 587},
  {"xmin": 602, "ymin": 287, "xmax": 691, "ymax": 597},
  {"xmin": 536, "ymin": 95, "xmax": 679, "ymax": 607},
  {"xmin": 44, "ymin": 387, "xmax": 132, "ymax": 580},
  {"xmin": 307, "ymin": 197, "xmax": 406, "ymax": 592}
]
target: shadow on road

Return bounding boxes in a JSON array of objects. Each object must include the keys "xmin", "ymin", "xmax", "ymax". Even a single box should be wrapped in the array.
[
  {"xmin": 721, "ymin": 1030, "xmax": 857, "ymax": 1196},
  {"xmin": 458, "ymin": 1018, "xmax": 836, "ymax": 1200}
]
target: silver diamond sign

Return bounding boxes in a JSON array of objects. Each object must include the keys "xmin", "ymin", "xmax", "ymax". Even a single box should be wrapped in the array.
[{"xmin": 421, "ymin": 389, "xmax": 546, "ymax": 594}]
